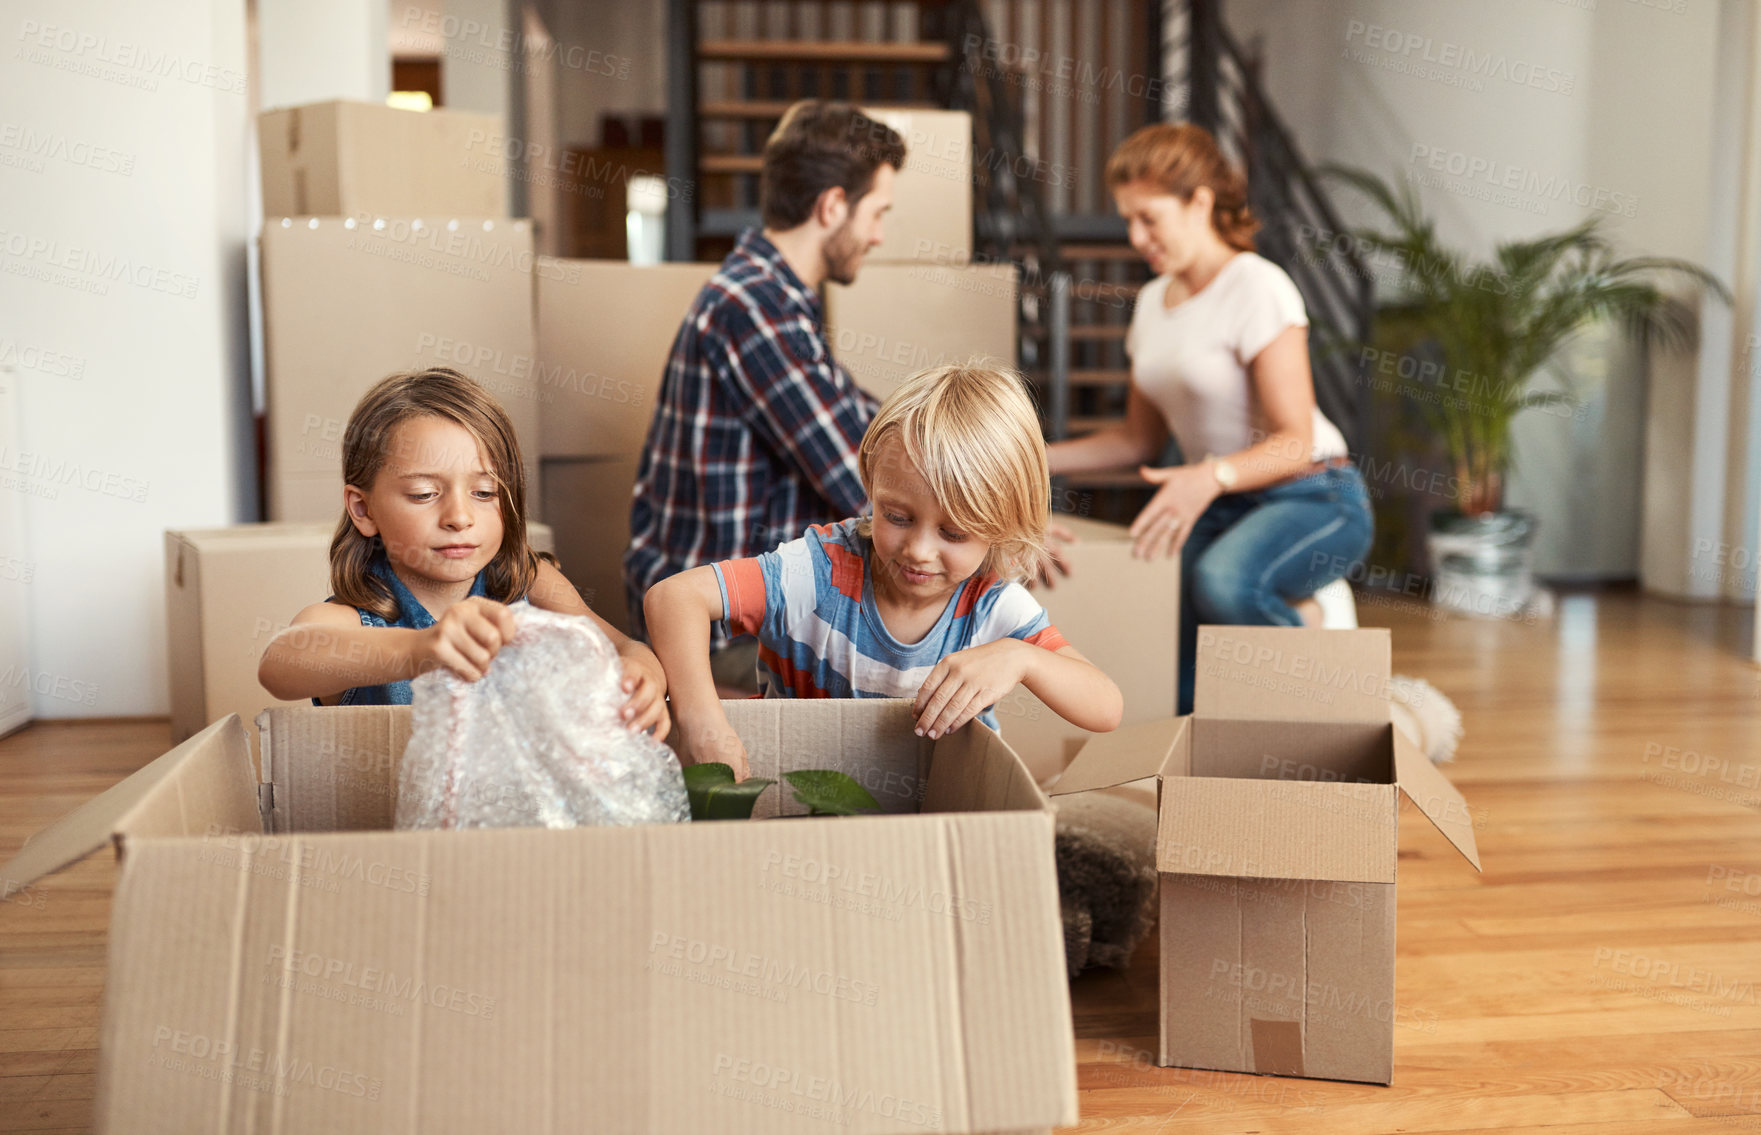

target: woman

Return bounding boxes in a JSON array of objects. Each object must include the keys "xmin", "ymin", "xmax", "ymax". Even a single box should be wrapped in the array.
[{"xmin": 1046, "ymin": 123, "xmax": 1373, "ymax": 714}]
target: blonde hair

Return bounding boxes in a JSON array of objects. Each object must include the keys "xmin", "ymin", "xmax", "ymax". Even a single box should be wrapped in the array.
[
  {"xmin": 330, "ymin": 367, "xmax": 538, "ymax": 620},
  {"xmin": 1106, "ymin": 122, "xmax": 1259, "ymax": 253},
  {"xmin": 857, "ymin": 362, "xmax": 1050, "ymax": 581}
]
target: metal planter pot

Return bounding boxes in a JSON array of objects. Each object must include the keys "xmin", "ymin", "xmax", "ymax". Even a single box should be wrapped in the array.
[{"xmin": 1425, "ymin": 511, "xmax": 1538, "ymax": 619}]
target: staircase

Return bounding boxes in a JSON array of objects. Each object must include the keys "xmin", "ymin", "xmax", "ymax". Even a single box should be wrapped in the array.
[{"xmin": 665, "ymin": 0, "xmax": 1373, "ymax": 521}]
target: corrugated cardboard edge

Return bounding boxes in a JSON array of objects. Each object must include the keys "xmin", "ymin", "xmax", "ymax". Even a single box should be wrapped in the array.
[
  {"xmin": 0, "ymin": 715, "xmax": 260, "ymax": 889},
  {"xmin": 1392, "ymin": 725, "xmax": 1482, "ymax": 870},
  {"xmin": 1046, "ymin": 717, "xmax": 1189, "ymax": 796}
]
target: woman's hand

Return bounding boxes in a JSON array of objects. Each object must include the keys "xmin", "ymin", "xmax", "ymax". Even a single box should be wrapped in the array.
[
  {"xmin": 913, "ymin": 639, "xmax": 1032, "ymax": 739},
  {"xmin": 418, "ymin": 597, "xmax": 518, "ymax": 682},
  {"xmin": 616, "ymin": 644, "xmax": 670, "ymax": 739},
  {"xmin": 1028, "ymin": 522, "xmax": 1077, "ymax": 590},
  {"xmin": 1130, "ymin": 464, "xmax": 1221, "ymax": 561}
]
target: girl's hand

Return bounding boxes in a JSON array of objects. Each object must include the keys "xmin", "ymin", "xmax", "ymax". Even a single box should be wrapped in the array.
[
  {"xmin": 913, "ymin": 639, "xmax": 1031, "ymax": 739},
  {"xmin": 419, "ymin": 597, "xmax": 518, "ymax": 682},
  {"xmin": 617, "ymin": 649, "xmax": 670, "ymax": 740},
  {"xmin": 1130, "ymin": 464, "xmax": 1222, "ymax": 561}
]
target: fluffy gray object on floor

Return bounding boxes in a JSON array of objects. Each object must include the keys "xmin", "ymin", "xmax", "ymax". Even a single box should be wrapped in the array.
[{"xmin": 1054, "ymin": 785, "xmax": 1158, "ymax": 978}]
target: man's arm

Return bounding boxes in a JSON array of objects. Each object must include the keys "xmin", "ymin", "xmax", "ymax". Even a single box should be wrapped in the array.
[{"xmin": 715, "ymin": 303, "xmax": 877, "ymax": 518}]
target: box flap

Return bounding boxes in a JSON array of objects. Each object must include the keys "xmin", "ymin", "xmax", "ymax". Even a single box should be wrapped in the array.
[
  {"xmin": 1047, "ymin": 717, "xmax": 1189, "ymax": 795},
  {"xmin": 1156, "ymin": 777, "xmax": 1398, "ymax": 883},
  {"xmin": 1194, "ymin": 626, "xmax": 1391, "ymax": 724},
  {"xmin": 1393, "ymin": 725, "xmax": 1483, "ymax": 871},
  {"xmin": 0, "ymin": 716, "xmax": 259, "ymax": 889}
]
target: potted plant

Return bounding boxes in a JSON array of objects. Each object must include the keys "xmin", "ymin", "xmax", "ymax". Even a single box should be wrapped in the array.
[{"xmin": 1319, "ymin": 165, "xmax": 1730, "ymax": 616}]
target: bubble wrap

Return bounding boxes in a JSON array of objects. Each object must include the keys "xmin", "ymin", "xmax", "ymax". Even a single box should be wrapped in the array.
[{"xmin": 396, "ymin": 604, "xmax": 690, "ymax": 830}]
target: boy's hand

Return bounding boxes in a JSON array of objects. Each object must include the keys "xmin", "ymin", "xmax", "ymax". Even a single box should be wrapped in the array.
[
  {"xmin": 420, "ymin": 597, "xmax": 518, "ymax": 682},
  {"xmin": 683, "ymin": 719, "xmax": 752, "ymax": 782},
  {"xmin": 617, "ymin": 648, "xmax": 670, "ymax": 740},
  {"xmin": 913, "ymin": 639, "xmax": 1031, "ymax": 739}
]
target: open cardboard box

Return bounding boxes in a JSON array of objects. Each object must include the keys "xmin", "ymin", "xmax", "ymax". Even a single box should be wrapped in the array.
[
  {"xmin": 1051, "ymin": 626, "xmax": 1481, "ymax": 1085},
  {"xmin": 3, "ymin": 698, "xmax": 1076, "ymax": 1134}
]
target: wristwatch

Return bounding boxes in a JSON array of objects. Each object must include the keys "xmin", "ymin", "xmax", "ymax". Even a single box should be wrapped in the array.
[{"xmin": 1206, "ymin": 455, "xmax": 1240, "ymax": 491}]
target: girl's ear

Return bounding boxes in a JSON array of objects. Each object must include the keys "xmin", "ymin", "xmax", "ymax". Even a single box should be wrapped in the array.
[{"xmin": 343, "ymin": 485, "xmax": 378, "ymax": 537}]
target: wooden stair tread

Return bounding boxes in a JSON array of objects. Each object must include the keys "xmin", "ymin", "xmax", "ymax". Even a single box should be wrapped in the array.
[
  {"xmin": 1069, "ymin": 369, "xmax": 1132, "ymax": 386},
  {"xmin": 1069, "ymin": 324, "xmax": 1128, "ymax": 340},
  {"xmin": 698, "ymin": 40, "xmax": 951, "ymax": 63},
  {"xmin": 699, "ymin": 98, "xmax": 941, "ymax": 119},
  {"xmin": 700, "ymin": 154, "xmax": 764, "ymax": 174}
]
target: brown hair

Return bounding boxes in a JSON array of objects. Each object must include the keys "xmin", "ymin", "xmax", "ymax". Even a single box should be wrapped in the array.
[
  {"xmin": 330, "ymin": 367, "xmax": 538, "ymax": 619},
  {"xmin": 761, "ymin": 101, "xmax": 907, "ymax": 230},
  {"xmin": 857, "ymin": 361, "xmax": 1050, "ymax": 582},
  {"xmin": 1106, "ymin": 123, "xmax": 1259, "ymax": 252}
]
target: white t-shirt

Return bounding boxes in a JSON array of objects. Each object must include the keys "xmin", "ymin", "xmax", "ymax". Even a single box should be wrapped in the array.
[{"xmin": 1125, "ymin": 252, "xmax": 1348, "ymax": 463}]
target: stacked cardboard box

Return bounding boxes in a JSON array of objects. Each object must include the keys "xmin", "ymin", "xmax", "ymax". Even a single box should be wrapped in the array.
[
  {"xmin": 862, "ymin": 108, "xmax": 975, "ymax": 264},
  {"xmin": 164, "ymin": 523, "xmax": 555, "ymax": 754},
  {"xmin": 257, "ymin": 100, "xmax": 538, "ymax": 524},
  {"xmin": 533, "ymin": 259, "xmax": 719, "ymax": 633},
  {"xmin": 1051, "ymin": 626, "xmax": 1482, "ymax": 1084},
  {"xmin": 3, "ymin": 698, "xmax": 1078, "ymax": 1132}
]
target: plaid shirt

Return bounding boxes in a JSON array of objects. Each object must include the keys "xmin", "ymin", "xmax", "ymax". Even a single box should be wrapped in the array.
[{"xmin": 624, "ymin": 229, "xmax": 879, "ymax": 642}]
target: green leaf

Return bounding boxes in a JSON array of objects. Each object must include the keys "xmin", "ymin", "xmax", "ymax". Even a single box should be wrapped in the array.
[
  {"xmin": 783, "ymin": 769, "xmax": 881, "ymax": 816},
  {"xmin": 682, "ymin": 762, "xmax": 775, "ymax": 821}
]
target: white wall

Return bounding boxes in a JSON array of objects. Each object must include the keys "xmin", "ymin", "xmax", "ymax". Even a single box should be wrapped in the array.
[
  {"xmin": 1, "ymin": 0, "xmax": 252, "ymax": 717},
  {"xmin": 258, "ymin": 0, "xmax": 388, "ymax": 111},
  {"xmin": 1227, "ymin": 0, "xmax": 1736, "ymax": 586}
]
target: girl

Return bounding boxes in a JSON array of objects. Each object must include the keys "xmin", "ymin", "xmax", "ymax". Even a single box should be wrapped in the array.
[
  {"xmin": 259, "ymin": 367, "xmax": 668, "ymax": 736},
  {"xmin": 644, "ymin": 362, "xmax": 1122, "ymax": 780},
  {"xmin": 1045, "ymin": 123, "xmax": 1373, "ymax": 714}
]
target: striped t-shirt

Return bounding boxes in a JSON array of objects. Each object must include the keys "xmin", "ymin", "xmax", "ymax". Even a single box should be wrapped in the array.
[{"xmin": 710, "ymin": 517, "xmax": 1070, "ymax": 732}]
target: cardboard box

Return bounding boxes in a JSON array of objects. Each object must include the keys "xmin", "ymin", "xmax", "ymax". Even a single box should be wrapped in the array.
[
  {"xmin": 259, "ymin": 100, "xmax": 508, "ymax": 218},
  {"xmin": 1050, "ymin": 626, "xmax": 1482, "ymax": 1085},
  {"xmin": 863, "ymin": 108, "xmax": 973, "ymax": 263},
  {"xmin": 992, "ymin": 517, "xmax": 1177, "ymax": 783},
  {"xmin": 260, "ymin": 216, "xmax": 540, "ymax": 521},
  {"xmin": 3, "ymin": 699, "xmax": 1077, "ymax": 1133},
  {"xmin": 166, "ymin": 523, "xmax": 557, "ymax": 751},
  {"xmin": 825, "ymin": 262, "xmax": 1018, "ymax": 401},
  {"xmin": 540, "ymin": 455, "xmax": 641, "ymax": 634},
  {"xmin": 535, "ymin": 258, "xmax": 718, "ymax": 458}
]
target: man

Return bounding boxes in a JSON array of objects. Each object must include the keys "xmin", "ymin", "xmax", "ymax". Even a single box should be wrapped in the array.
[{"xmin": 624, "ymin": 101, "xmax": 906, "ymax": 683}]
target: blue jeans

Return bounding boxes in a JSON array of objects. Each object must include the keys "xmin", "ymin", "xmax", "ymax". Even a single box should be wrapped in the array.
[{"xmin": 1177, "ymin": 463, "xmax": 1374, "ymax": 713}]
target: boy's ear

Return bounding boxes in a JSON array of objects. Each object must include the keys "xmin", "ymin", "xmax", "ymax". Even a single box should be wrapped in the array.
[{"xmin": 343, "ymin": 485, "xmax": 378, "ymax": 537}]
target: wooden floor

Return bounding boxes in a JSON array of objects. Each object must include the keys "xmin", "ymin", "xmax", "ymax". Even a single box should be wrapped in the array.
[{"xmin": 2, "ymin": 590, "xmax": 1759, "ymax": 1132}]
